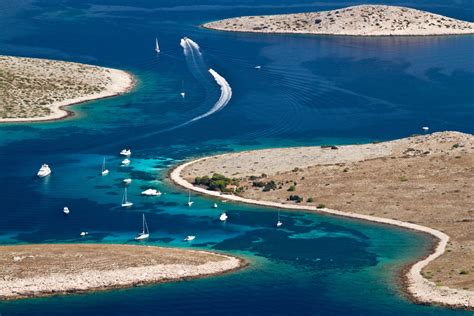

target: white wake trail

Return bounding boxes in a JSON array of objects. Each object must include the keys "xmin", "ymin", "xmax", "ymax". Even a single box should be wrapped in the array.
[
  {"xmin": 187, "ymin": 68, "xmax": 232, "ymax": 124},
  {"xmin": 180, "ymin": 37, "xmax": 202, "ymax": 56}
]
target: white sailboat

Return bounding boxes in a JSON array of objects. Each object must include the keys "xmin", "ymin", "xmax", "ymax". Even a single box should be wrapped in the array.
[
  {"xmin": 155, "ymin": 38, "xmax": 160, "ymax": 53},
  {"xmin": 37, "ymin": 164, "xmax": 51, "ymax": 177},
  {"xmin": 121, "ymin": 187, "xmax": 133, "ymax": 207},
  {"xmin": 101, "ymin": 157, "xmax": 109, "ymax": 176},
  {"xmin": 63, "ymin": 207, "xmax": 70, "ymax": 215},
  {"xmin": 187, "ymin": 190, "xmax": 194, "ymax": 207},
  {"xmin": 180, "ymin": 80, "xmax": 186, "ymax": 98},
  {"xmin": 276, "ymin": 210, "xmax": 283, "ymax": 227},
  {"xmin": 135, "ymin": 214, "xmax": 150, "ymax": 240},
  {"xmin": 219, "ymin": 212, "xmax": 228, "ymax": 222}
]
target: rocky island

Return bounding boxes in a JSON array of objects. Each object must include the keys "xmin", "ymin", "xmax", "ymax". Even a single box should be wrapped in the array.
[
  {"xmin": 203, "ymin": 5, "xmax": 474, "ymax": 36},
  {"xmin": 0, "ymin": 55, "xmax": 134, "ymax": 123},
  {"xmin": 0, "ymin": 244, "xmax": 244, "ymax": 300},
  {"xmin": 172, "ymin": 131, "xmax": 474, "ymax": 309}
]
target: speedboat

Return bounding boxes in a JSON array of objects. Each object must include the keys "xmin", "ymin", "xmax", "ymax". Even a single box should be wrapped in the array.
[
  {"xmin": 183, "ymin": 235, "xmax": 196, "ymax": 241},
  {"xmin": 121, "ymin": 158, "xmax": 131, "ymax": 166},
  {"xmin": 120, "ymin": 149, "xmax": 131, "ymax": 156},
  {"xmin": 141, "ymin": 188, "xmax": 161, "ymax": 196},
  {"xmin": 63, "ymin": 207, "xmax": 70, "ymax": 215},
  {"xmin": 123, "ymin": 178, "xmax": 132, "ymax": 184},
  {"xmin": 80, "ymin": 231, "xmax": 88, "ymax": 237},
  {"xmin": 135, "ymin": 214, "xmax": 150, "ymax": 240},
  {"xmin": 37, "ymin": 164, "xmax": 51, "ymax": 177},
  {"xmin": 219, "ymin": 212, "xmax": 228, "ymax": 222}
]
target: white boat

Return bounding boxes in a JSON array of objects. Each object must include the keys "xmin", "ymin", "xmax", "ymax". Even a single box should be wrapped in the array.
[
  {"xmin": 37, "ymin": 164, "xmax": 51, "ymax": 177},
  {"xmin": 254, "ymin": 65, "xmax": 261, "ymax": 69},
  {"xmin": 276, "ymin": 210, "xmax": 283, "ymax": 227},
  {"xmin": 63, "ymin": 207, "xmax": 70, "ymax": 215},
  {"xmin": 120, "ymin": 149, "xmax": 131, "ymax": 156},
  {"xmin": 212, "ymin": 203, "xmax": 218, "ymax": 208},
  {"xmin": 422, "ymin": 126, "xmax": 429, "ymax": 131},
  {"xmin": 101, "ymin": 157, "xmax": 109, "ymax": 176},
  {"xmin": 187, "ymin": 190, "xmax": 194, "ymax": 207},
  {"xmin": 80, "ymin": 231, "xmax": 88, "ymax": 237},
  {"xmin": 141, "ymin": 188, "xmax": 161, "ymax": 196},
  {"xmin": 180, "ymin": 80, "xmax": 186, "ymax": 98},
  {"xmin": 121, "ymin": 158, "xmax": 131, "ymax": 166},
  {"xmin": 135, "ymin": 214, "xmax": 150, "ymax": 240},
  {"xmin": 121, "ymin": 187, "xmax": 133, "ymax": 207},
  {"xmin": 123, "ymin": 178, "xmax": 132, "ymax": 184},
  {"xmin": 184, "ymin": 235, "xmax": 196, "ymax": 241},
  {"xmin": 155, "ymin": 38, "xmax": 160, "ymax": 53},
  {"xmin": 219, "ymin": 212, "xmax": 228, "ymax": 222}
]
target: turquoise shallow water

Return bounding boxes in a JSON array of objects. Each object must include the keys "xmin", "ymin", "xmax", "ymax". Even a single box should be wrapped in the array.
[{"xmin": 0, "ymin": 0, "xmax": 473, "ymax": 315}]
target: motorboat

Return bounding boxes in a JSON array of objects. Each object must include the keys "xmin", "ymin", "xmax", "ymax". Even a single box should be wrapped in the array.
[
  {"xmin": 219, "ymin": 212, "xmax": 228, "ymax": 222},
  {"xmin": 37, "ymin": 164, "xmax": 51, "ymax": 177},
  {"xmin": 183, "ymin": 235, "xmax": 196, "ymax": 241},
  {"xmin": 141, "ymin": 188, "xmax": 161, "ymax": 196},
  {"xmin": 123, "ymin": 178, "xmax": 132, "ymax": 184},
  {"xmin": 120, "ymin": 149, "xmax": 131, "ymax": 156},
  {"xmin": 63, "ymin": 207, "xmax": 70, "ymax": 215},
  {"xmin": 121, "ymin": 158, "xmax": 131, "ymax": 166}
]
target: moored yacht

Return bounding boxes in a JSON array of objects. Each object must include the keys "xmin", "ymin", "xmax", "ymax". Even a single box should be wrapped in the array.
[
  {"xmin": 120, "ymin": 149, "xmax": 131, "ymax": 156},
  {"xmin": 219, "ymin": 212, "xmax": 228, "ymax": 222},
  {"xmin": 187, "ymin": 190, "xmax": 194, "ymax": 207},
  {"xmin": 135, "ymin": 214, "xmax": 150, "ymax": 240},
  {"xmin": 37, "ymin": 164, "xmax": 51, "ymax": 177},
  {"xmin": 63, "ymin": 207, "xmax": 70, "ymax": 215},
  {"xmin": 121, "ymin": 158, "xmax": 131, "ymax": 166},
  {"xmin": 183, "ymin": 235, "xmax": 196, "ymax": 241},
  {"xmin": 123, "ymin": 178, "xmax": 132, "ymax": 184}
]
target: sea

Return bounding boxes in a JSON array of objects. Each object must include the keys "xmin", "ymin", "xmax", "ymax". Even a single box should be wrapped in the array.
[{"xmin": 0, "ymin": 0, "xmax": 473, "ymax": 315}]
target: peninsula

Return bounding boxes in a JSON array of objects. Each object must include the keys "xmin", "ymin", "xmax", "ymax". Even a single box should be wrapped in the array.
[
  {"xmin": 0, "ymin": 244, "xmax": 243, "ymax": 300},
  {"xmin": 0, "ymin": 55, "xmax": 134, "ymax": 123},
  {"xmin": 203, "ymin": 5, "xmax": 474, "ymax": 36},
  {"xmin": 171, "ymin": 131, "xmax": 474, "ymax": 309}
]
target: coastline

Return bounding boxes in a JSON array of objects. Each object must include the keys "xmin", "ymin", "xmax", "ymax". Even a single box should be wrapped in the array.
[
  {"xmin": 202, "ymin": 5, "xmax": 474, "ymax": 37},
  {"xmin": 0, "ymin": 244, "xmax": 246, "ymax": 300},
  {"xmin": 169, "ymin": 153, "xmax": 474, "ymax": 309},
  {"xmin": 0, "ymin": 56, "xmax": 136, "ymax": 124}
]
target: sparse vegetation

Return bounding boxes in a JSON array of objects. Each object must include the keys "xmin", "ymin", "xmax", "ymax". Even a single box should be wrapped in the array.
[{"xmin": 194, "ymin": 173, "xmax": 240, "ymax": 192}]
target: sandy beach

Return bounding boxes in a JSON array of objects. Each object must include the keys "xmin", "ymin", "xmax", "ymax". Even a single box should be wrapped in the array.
[
  {"xmin": 203, "ymin": 5, "xmax": 474, "ymax": 36},
  {"xmin": 0, "ymin": 55, "xmax": 135, "ymax": 123},
  {"xmin": 171, "ymin": 131, "xmax": 474, "ymax": 309},
  {"xmin": 0, "ymin": 244, "xmax": 244, "ymax": 300}
]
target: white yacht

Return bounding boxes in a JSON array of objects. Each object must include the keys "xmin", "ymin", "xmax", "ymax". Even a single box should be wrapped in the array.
[
  {"xmin": 37, "ymin": 164, "xmax": 51, "ymax": 178},
  {"xmin": 80, "ymin": 231, "xmax": 88, "ymax": 237},
  {"xmin": 219, "ymin": 212, "xmax": 228, "ymax": 222},
  {"xmin": 187, "ymin": 190, "xmax": 194, "ymax": 207},
  {"xmin": 184, "ymin": 235, "xmax": 196, "ymax": 241},
  {"xmin": 422, "ymin": 126, "xmax": 429, "ymax": 131},
  {"xmin": 121, "ymin": 187, "xmax": 133, "ymax": 207},
  {"xmin": 254, "ymin": 65, "xmax": 261, "ymax": 69},
  {"xmin": 123, "ymin": 178, "xmax": 132, "ymax": 184},
  {"xmin": 155, "ymin": 38, "xmax": 160, "ymax": 53},
  {"xmin": 121, "ymin": 158, "xmax": 131, "ymax": 166},
  {"xmin": 101, "ymin": 157, "xmax": 109, "ymax": 176},
  {"xmin": 135, "ymin": 214, "xmax": 150, "ymax": 240},
  {"xmin": 63, "ymin": 207, "xmax": 70, "ymax": 215},
  {"xmin": 120, "ymin": 149, "xmax": 131, "ymax": 156},
  {"xmin": 141, "ymin": 188, "xmax": 161, "ymax": 196}
]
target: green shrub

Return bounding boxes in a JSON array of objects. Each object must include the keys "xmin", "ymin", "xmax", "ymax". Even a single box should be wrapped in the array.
[
  {"xmin": 288, "ymin": 195, "xmax": 303, "ymax": 203},
  {"xmin": 317, "ymin": 204, "xmax": 325, "ymax": 209},
  {"xmin": 263, "ymin": 181, "xmax": 277, "ymax": 192},
  {"xmin": 288, "ymin": 185, "xmax": 296, "ymax": 192},
  {"xmin": 307, "ymin": 197, "xmax": 314, "ymax": 203}
]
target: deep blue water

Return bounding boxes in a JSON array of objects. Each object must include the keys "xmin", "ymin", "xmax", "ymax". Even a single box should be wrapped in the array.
[{"xmin": 0, "ymin": 0, "xmax": 473, "ymax": 315}]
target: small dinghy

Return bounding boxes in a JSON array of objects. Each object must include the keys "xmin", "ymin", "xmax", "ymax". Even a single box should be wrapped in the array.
[{"xmin": 219, "ymin": 212, "xmax": 228, "ymax": 222}]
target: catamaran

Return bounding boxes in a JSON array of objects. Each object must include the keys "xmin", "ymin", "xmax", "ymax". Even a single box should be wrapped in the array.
[
  {"xmin": 155, "ymin": 38, "xmax": 160, "ymax": 53},
  {"xmin": 101, "ymin": 157, "xmax": 109, "ymax": 176},
  {"xmin": 141, "ymin": 188, "xmax": 161, "ymax": 196},
  {"xmin": 63, "ymin": 207, "xmax": 70, "ymax": 215},
  {"xmin": 121, "ymin": 187, "xmax": 133, "ymax": 207},
  {"xmin": 135, "ymin": 214, "xmax": 150, "ymax": 240},
  {"xmin": 37, "ymin": 164, "xmax": 51, "ymax": 177},
  {"xmin": 187, "ymin": 190, "xmax": 194, "ymax": 207},
  {"xmin": 276, "ymin": 210, "xmax": 283, "ymax": 227},
  {"xmin": 219, "ymin": 212, "xmax": 228, "ymax": 222}
]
